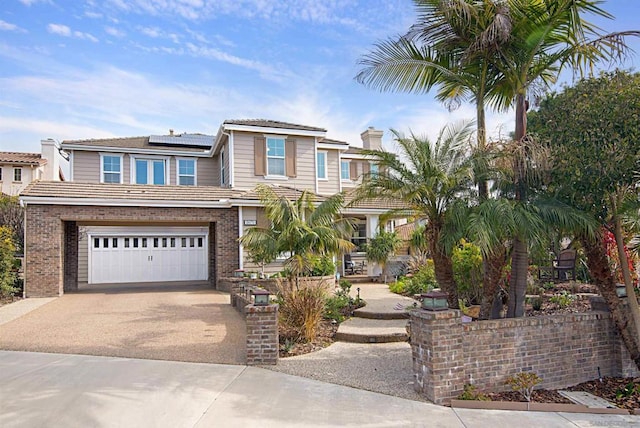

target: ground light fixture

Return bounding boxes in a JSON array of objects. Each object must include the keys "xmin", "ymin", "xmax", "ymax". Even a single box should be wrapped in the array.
[
  {"xmin": 421, "ymin": 290, "xmax": 449, "ymax": 311},
  {"xmin": 253, "ymin": 289, "xmax": 270, "ymax": 306}
]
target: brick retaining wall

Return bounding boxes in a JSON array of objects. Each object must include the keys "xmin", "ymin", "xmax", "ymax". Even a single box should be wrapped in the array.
[{"xmin": 410, "ymin": 309, "xmax": 640, "ymax": 404}]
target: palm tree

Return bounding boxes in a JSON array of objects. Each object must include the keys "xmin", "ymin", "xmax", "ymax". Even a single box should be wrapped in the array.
[
  {"xmin": 355, "ymin": 122, "xmax": 475, "ymax": 308},
  {"xmin": 239, "ymin": 184, "xmax": 355, "ymax": 284}
]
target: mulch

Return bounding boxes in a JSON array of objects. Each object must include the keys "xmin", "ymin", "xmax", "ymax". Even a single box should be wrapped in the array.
[{"xmin": 279, "ymin": 319, "xmax": 338, "ymax": 358}]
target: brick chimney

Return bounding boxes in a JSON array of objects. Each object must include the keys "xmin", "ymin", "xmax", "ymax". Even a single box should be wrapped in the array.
[{"xmin": 360, "ymin": 127, "xmax": 383, "ymax": 150}]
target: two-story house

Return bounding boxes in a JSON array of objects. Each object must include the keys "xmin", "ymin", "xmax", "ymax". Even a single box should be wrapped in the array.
[
  {"xmin": 20, "ymin": 120, "xmax": 400, "ymax": 297},
  {"xmin": 0, "ymin": 139, "xmax": 65, "ymax": 196}
]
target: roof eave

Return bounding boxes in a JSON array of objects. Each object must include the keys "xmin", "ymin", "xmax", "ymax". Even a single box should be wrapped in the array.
[{"xmin": 222, "ymin": 123, "xmax": 326, "ymax": 138}]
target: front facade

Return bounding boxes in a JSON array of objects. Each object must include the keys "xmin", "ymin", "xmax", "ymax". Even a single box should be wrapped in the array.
[
  {"xmin": 21, "ymin": 120, "xmax": 398, "ymax": 297},
  {"xmin": 0, "ymin": 139, "xmax": 65, "ymax": 196}
]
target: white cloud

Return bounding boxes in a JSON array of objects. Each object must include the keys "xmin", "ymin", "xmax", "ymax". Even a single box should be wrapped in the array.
[
  {"xmin": 139, "ymin": 26, "xmax": 160, "ymax": 38},
  {"xmin": 105, "ymin": 26, "xmax": 126, "ymax": 38},
  {"xmin": 47, "ymin": 23, "xmax": 71, "ymax": 37},
  {"xmin": 47, "ymin": 24, "xmax": 99, "ymax": 42},
  {"xmin": 85, "ymin": 11, "xmax": 103, "ymax": 19},
  {"xmin": 19, "ymin": 0, "xmax": 52, "ymax": 5},
  {"xmin": 0, "ymin": 20, "xmax": 26, "ymax": 33}
]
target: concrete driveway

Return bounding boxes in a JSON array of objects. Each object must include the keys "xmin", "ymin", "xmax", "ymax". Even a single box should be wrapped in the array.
[{"xmin": 0, "ymin": 282, "xmax": 246, "ymax": 364}]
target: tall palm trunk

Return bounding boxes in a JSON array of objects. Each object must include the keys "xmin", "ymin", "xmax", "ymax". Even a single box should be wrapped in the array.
[
  {"xmin": 480, "ymin": 245, "xmax": 506, "ymax": 319},
  {"xmin": 507, "ymin": 92, "xmax": 529, "ymax": 318},
  {"xmin": 582, "ymin": 234, "xmax": 640, "ymax": 369},
  {"xmin": 428, "ymin": 224, "xmax": 458, "ymax": 308}
]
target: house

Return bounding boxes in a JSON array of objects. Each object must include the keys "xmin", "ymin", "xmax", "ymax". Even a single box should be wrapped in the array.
[
  {"xmin": 20, "ymin": 120, "xmax": 401, "ymax": 297},
  {"xmin": 0, "ymin": 139, "xmax": 65, "ymax": 196}
]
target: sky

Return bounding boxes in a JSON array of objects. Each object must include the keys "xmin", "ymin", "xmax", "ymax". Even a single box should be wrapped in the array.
[{"xmin": 0, "ymin": 0, "xmax": 638, "ymax": 153}]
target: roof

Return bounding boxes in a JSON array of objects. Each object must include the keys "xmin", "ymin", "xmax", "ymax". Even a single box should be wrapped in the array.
[
  {"xmin": 0, "ymin": 152, "xmax": 46, "ymax": 166},
  {"xmin": 61, "ymin": 136, "xmax": 209, "ymax": 153},
  {"xmin": 319, "ymin": 138, "xmax": 349, "ymax": 146},
  {"xmin": 395, "ymin": 222, "xmax": 417, "ymax": 241},
  {"xmin": 343, "ymin": 189, "xmax": 409, "ymax": 211},
  {"xmin": 236, "ymin": 185, "xmax": 326, "ymax": 202},
  {"xmin": 21, "ymin": 181, "xmax": 238, "ymax": 201},
  {"xmin": 344, "ymin": 147, "xmax": 366, "ymax": 155},
  {"xmin": 223, "ymin": 119, "xmax": 326, "ymax": 132}
]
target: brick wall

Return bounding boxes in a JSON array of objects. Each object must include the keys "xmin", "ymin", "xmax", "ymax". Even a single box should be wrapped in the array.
[
  {"xmin": 230, "ymin": 281, "xmax": 279, "ymax": 365},
  {"xmin": 410, "ymin": 309, "xmax": 640, "ymax": 405},
  {"xmin": 24, "ymin": 204, "xmax": 239, "ymax": 297}
]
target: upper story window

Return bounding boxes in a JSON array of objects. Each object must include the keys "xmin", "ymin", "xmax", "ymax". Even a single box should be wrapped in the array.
[
  {"xmin": 13, "ymin": 168, "xmax": 22, "ymax": 182},
  {"xmin": 0, "ymin": 167, "xmax": 3, "ymax": 181},
  {"xmin": 220, "ymin": 150, "xmax": 226, "ymax": 185},
  {"xmin": 267, "ymin": 137, "xmax": 285, "ymax": 176},
  {"xmin": 317, "ymin": 151, "xmax": 327, "ymax": 180},
  {"xmin": 177, "ymin": 158, "xmax": 196, "ymax": 186},
  {"xmin": 101, "ymin": 154, "xmax": 122, "ymax": 183},
  {"xmin": 133, "ymin": 157, "xmax": 166, "ymax": 185},
  {"xmin": 341, "ymin": 161, "xmax": 350, "ymax": 181}
]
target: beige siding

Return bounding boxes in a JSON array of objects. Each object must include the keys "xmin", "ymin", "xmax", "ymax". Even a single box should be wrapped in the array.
[
  {"xmin": 168, "ymin": 158, "xmax": 176, "ymax": 185},
  {"xmin": 210, "ymin": 154, "xmax": 221, "ymax": 186},
  {"xmin": 78, "ymin": 231, "xmax": 88, "ymax": 282},
  {"xmin": 317, "ymin": 149, "xmax": 341, "ymax": 195},
  {"xmin": 233, "ymin": 132, "xmax": 316, "ymax": 191},
  {"xmin": 72, "ymin": 150, "xmax": 101, "ymax": 182},
  {"xmin": 197, "ymin": 157, "xmax": 217, "ymax": 186}
]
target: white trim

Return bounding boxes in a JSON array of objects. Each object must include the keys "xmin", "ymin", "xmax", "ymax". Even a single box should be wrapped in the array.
[
  {"xmin": 228, "ymin": 131, "xmax": 235, "ymax": 188},
  {"xmin": 317, "ymin": 142, "xmax": 349, "ymax": 150},
  {"xmin": 69, "ymin": 151, "xmax": 74, "ymax": 181},
  {"xmin": 62, "ymin": 144, "xmax": 211, "ymax": 157},
  {"xmin": 86, "ymin": 226, "xmax": 209, "ymax": 236},
  {"xmin": 20, "ymin": 196, "xmax": 232, "ymax": 208},
  {"xmin": 262, "ymin": 133, "xmax": 289, "ymax": 139},
  {"xmin": 238, "ymin": 206, "xmax": 244, "ymax": 270},
  {"xmin": 314, "ymin": 137, "xmax": 319, "ymax": 194},
  {"xmin": 265, "ymin": 136, "xmax": 286, "ymax": 177},
  {"xmin": 130, "ymin": 155, "xmax": 170, "ymax": 185},
  {"xmin": 99, "ymin": 153, "xmax": 124, "ymax": 184},
  {"xmin": 341, "ymin": 153, "xmax": 373, "ymax": 160},
  {"xmin": 176, "ymin": 157, "xmax": 197, "ymax": 186},
  {"xmin": 223, "ymin": 123, "xmax": 325, "ymax": 137},
  {"xmin": 316, "ymin": 150, "xmax": 328, "ymax": 181},
  {"xmin": 340, "ymin": 159, "xmax": 350, "ymax": 181},
  {"xmin": 263, "ymin": 175, "xmax": 289, "ymax": 181},
  {"xmin": 220, "ymin": 148, "xmax": 226, "ymax": 186}
]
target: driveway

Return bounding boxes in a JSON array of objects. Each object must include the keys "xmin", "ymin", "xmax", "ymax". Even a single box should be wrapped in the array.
[{"xmin": 0, "ymin": 282, "xmax": 246, "ymax": 364}]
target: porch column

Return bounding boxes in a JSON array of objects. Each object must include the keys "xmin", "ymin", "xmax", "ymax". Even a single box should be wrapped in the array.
[{"xmin": 366, "ymin": 214, "xmax": 379, "ymax": 276}]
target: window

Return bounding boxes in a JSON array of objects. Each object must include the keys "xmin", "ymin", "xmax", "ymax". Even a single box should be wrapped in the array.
[
  {"xmin": 370, "ymin": 163, "xmax": 379, "ymax": 177},
  {"xmin": 317, "ymin": 151, "xmax": 327, "ymax": 180},
  {"xmin": 177, "ymin": 159, "xmax": 196, "ymax": 186},
  {"xmin": 0, "ymin": 167, "xmax": 3, "ymax": 181},
  {"xmin": 341, "ymin": 161, "xmax": 350, "ymax": 180},
  {"xmin": 266, "ymin": 137, "xmax": 285, "ymax": 176},
  {"xmin": 134, "ymin": 158, "xmax": 166, "ymax": 185},
  {"xmin": 13, "ymin": 168, "xmax": 22, "ymax": 182},
  {"xmin": 220, "ymin": 150, "xmax": 226, "ymax": 185},
  {"xmin": 101, "ymin": 155, "xmax": 122, "ymax": 183}
]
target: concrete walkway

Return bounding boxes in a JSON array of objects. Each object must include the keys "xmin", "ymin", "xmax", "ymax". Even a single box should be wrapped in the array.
[
  {"xmin": 0, "ymin": 297, "xmax": 57, "ymax": 326},
  {"xmin": 1, "ymin": 350, "xmax": 638, "ymax": 428}
]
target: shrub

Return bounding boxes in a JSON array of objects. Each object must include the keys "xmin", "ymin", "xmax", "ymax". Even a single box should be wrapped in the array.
[
  {"xmin": 309, "ymin": 255, "xmax": 335, "ymax": 277},
  {"xmin": 389, "ymin": 260, "xmax": 438, "ymax": 296},
  {"xmin": 529, "ymin": 296, "xmax": 543, "ymax": 311},
  {"xmin": 506, "ymin": 372, "xmax": 542, "ymax": 402},
  {"xmin": 0, "ymin": 226, "xmax": 18, "ymax": 298},
  {"xmin": 324, "ymin": 295, "xmax": 352, "ymax": 323},
  {"xmin": 277, "ymin": 280, "xmax": 327, "ymax": 342},
  {"xmin": 452, "ymin": 239, "xmax": 483, "ymax": 305},
  {"xmin": 549, "ymin": 291, "xmax": 575, "ymax": 309},
  {"xmin": 388, "ymin": 278, "xmax": 407, "ymax": 294},
  {"xmin": 458, "ymin": 384, "xmax": 490, "ymax": 401}
]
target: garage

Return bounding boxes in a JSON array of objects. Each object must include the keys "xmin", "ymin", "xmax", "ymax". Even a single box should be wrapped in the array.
[{"xmin": 87, "ymin": 226, "xmax": 209, "ymax": 284}]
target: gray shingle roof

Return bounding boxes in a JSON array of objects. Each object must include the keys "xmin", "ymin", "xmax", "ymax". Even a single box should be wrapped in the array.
[
  {"xmin": 223, "ymin": 119, "xmax": 326, "ymax": 132},
  {"xmin": 21, "ymin": 181, "xmax": 238, "ymax": 201},
  {"xmin": 61, "ymin": 136, "xmax": 208, "ymax": 152},
  {"xmin": 0, "ymin": 152, "xmax": 46, "ymax": 166}
]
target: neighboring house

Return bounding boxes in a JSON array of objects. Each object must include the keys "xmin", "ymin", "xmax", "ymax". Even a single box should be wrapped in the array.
[
  {"xmin": 0, "ymin": 139, "xmax": 65, "ymax": 196},
  {"xmin": 20, "ymin": 120, "xmax": 401, "ymax": 297}
]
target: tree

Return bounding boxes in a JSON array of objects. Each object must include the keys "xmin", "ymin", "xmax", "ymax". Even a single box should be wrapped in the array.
[
  {"xmin": 0, "ymin": 226, "xmax": 18, "ymax": 298},
  {"xmin": 364, "ymin": 229, "xmax": 402, "ymax": 283},
  {"xmin": 529, "ymin": 70, "xmax": 640, "ymax": 368},
  {"xmin": 0, "ymin": 195, "xmax": 23, "ymax": 252},
  {"xmin": 356, "ymin": 122, "xmax": 475, "ymax": 308},
  {"xmin": 239, "ymin": 184, "xmax": 354, "ymax": 283}
]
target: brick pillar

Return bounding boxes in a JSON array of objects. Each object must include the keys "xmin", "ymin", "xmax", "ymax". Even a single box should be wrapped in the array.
[
  {"xmin": 245, "ymin": 304, "xmax": 279, "ymax": 365},
  {"xmin": 63, "ymin": 221, "xmax": 78, "ymax": 292},
  {"xmin": 410, "ymin": 309, "xmax": 465, "ymax": 404},
  {"xmin": 25, "ymin": 206, "xmax": 63, "ymax": 297}
]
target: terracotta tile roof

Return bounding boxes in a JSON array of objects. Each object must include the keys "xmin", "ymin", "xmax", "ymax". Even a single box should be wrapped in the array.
[
  {"xmin": 61, "ymin": 136, "xmax": 208, "ymax": 152},
  {"xmin": 344, "ymin": 147, "xmax": 366, "ymax": 155},
  {"xmin": 21, "ymin": 181, "xmax": 238, "ymax": 201},
  {"xmin": 237, "ymin": 185, "xmax": 326, "ymax": 202},
  {"xmin": 223, "ymin": 119, "xmax": 326, "ymax": 132},
  {"xmin": 319, "ymin": 138, "xmax": 348, "ymax": 145},
  {"xmin": 0, "ymin": 152, "xmax": 46, "ymax": 166},
  {"xmin": 395, "ymin": 222, "xmax": 417, "ymax": 240},
  {"xmin": 343, "ymin": 188, "xmax": 409, "ymax": 210}
]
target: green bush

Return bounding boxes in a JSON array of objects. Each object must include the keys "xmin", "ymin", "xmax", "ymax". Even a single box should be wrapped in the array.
[
  {"xmin": 0, "ymin": 226, "xmax": 18, "ymax": 298},
  {"xmin": 309, "ymin": 255, "xmax": 335, "ymax": 276},
  {"xmin": 388, "ymin": 278, "xmax": 407, "ymax": 294},
  {"xmin": 389, "ymin": 260, "xmax": 437, "ymax": 296},
  {"xmin": 324, "ymin": 295, "xmax": 352, "ymax": 323},
  {"xmin": 452, "ymin": 239, "xmax": 483, "ymax": 305},
  {"xmin": 550, "ymin": 291, "xmax": 575, "ymax": 309}
]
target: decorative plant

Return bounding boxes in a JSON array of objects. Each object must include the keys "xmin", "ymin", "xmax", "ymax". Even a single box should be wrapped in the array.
[
  {"xmin": 549, "ymin": 291, "xmax": 575, "ymax": 309},
  {"xmin": 505, "ymin": 372, "xmax": 542, "ymax": 403},
  {"xmin": 0, "ymin": 226, "xmax": 18, "ymax": 298},
  {"xmin": 364, "ymin": 229, "xmax": 401, "ymax": 283},
  {"xmin": 458, "ymin": 384, "xmax": 490, "ymax": 401}
]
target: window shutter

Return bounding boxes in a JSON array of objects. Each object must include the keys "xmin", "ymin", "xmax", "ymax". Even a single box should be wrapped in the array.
[
  {"xmin": 285, "ymin": 138, "xmax": 297, "ymax": 178},
  {"xmin": 362, "ymin": 162, "xmax": 370, "ymax": 175},
  {"xmin": 254, "ymin": 137, "xmax": 266, "ymax": 176},
  {"xmin": 350, "ymin": 161, "xmax": 358, "ymax": 181}
]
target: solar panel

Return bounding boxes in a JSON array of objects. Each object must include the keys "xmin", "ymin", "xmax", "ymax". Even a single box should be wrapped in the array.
[{"xmin": 149, "ymin": 134, "xmax": 213, "ymax": 148}]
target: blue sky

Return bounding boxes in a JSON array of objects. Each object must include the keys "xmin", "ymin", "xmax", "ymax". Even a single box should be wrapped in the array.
[{"xmin": 1, "ymin": 0, "xmax": 638, "ymax": 153}]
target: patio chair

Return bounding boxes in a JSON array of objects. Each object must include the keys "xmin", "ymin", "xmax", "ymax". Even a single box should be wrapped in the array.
[
  {"xmin": 343, "ymin": 254, "xmax": 365, "ymax": 275},
  {"xmin": 538, "ymin": 249, "xmax": 576, "ymax": 282}
]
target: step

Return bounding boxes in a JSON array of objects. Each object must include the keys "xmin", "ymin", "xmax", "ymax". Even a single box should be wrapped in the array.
[
  {"xmin": 558, "ymin": 390, "xmax": 619, "ymax": 409},
  {"xmin": 353, "ymin": 305, "xmax": 411, "ymax": 320},
  {"xmin": 335, "ymin": 317, "xmax": 409, "ymax": 343}
]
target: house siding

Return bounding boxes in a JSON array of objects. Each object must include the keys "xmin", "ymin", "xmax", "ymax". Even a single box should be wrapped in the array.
[
  {"xmin": 199, "ymin": 157, "xmax": 217, "ymax": 186},
  {"xmin": 71, "ymin": 150, "xmax": 101, "ymax": 182},
  {"xmin": 233, "ymin": 132, "xmax": 316, "ymax": 191},
  {"xmin": 0, "ymin": 164, "xmax": 39, "ymax": 196},
  {"xmin": 317, "ymin": 149, "xmax": 341, "ymax": 195}
]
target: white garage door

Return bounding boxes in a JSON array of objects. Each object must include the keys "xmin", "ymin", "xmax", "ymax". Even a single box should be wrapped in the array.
[{"xmin": 88, "ymin": 227, "xmax": 208, "ymax": 284}]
